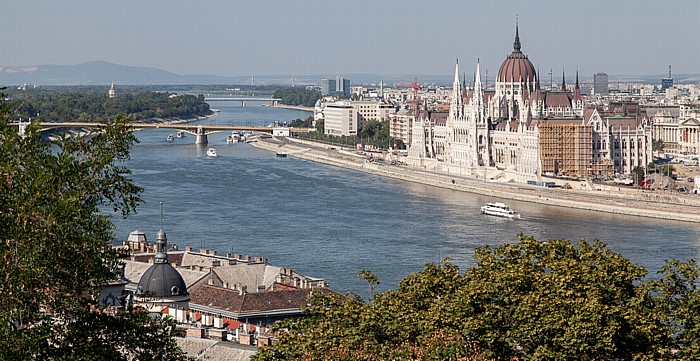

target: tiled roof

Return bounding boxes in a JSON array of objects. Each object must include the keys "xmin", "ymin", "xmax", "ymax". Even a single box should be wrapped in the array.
[
  {"xmin": 212, "ymin": 264, "xmax": 282, "ymax": 291},
  {"xmin": 189, "ymin": 285, "xmax": 338, "ymax": 313},
  {"xmin": 544, "ymin": 91, "xmax": 573, "ymax": 108}
]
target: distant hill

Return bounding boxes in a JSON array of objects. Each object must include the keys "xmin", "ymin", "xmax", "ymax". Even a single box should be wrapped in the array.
[
  {"xmin": 0, "ymin": 61, "xmax": 247, "ymax": 86},
  {"xmin": 1, "ymin": 61, "xmax": 698, "ymax": 86}
]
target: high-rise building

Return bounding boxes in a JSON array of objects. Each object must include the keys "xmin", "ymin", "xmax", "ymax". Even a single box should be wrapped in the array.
[
  {"xmin": 321, "ymin": 77, "xmax": 350, "ymax": 97},
  {"xmin": 661, "ymin": 66, "xmax": 673, "ymax": 91},
  {"xmin": 593, "ymin": 73, "xmax": 608, "ymax": 95}
]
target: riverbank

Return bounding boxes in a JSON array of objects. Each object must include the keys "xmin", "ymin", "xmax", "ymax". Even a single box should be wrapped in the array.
[
  {"xmin": 269, "ymin": 104, "xmax": 314, "ymax": 112},
  {"xmin": 251, "ymin": 137, "xmax": 700, "ymax": 222}
]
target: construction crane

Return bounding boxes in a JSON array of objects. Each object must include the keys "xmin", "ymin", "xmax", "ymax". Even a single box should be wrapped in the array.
[{"xmin": 394, "ymin": 77, "xmax": 424, "ymax": 159}]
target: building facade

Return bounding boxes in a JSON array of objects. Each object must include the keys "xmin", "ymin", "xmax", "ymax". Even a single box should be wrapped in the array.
[
  {"xmin": 406, "ymin": 25, "xmax": 652, "ymax": 179},
  {"xmin": 321, "ymin": 77, "xmax": 351, "ymax": 97},
  {"xmin": 593, "ymin": 73, "xmax": 609, "ymax": 95},
  {"xmin": 324, "ymin": 101, "xmax": 356, "ymax": 136}
]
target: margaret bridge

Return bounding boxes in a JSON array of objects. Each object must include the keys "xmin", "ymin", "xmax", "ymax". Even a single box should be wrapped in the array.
[{"xmin": 10, "ymin": 121, "xmax": 315, "ymax": 145}]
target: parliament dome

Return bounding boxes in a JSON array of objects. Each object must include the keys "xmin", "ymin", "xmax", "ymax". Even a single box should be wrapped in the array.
[{"xmin": 497, "ymin": 24, "xmax": 537, "ymax": 83}]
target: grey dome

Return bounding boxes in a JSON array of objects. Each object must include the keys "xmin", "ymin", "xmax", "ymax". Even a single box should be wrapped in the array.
[{"xmin": 136, "ymin": 263, "xmax": 188, "ymax": 298}]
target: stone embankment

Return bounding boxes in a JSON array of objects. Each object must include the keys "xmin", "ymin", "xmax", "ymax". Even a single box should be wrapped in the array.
[{"xmin": 251, "ymin": 138, "xmax": 700, "ymax": 223}]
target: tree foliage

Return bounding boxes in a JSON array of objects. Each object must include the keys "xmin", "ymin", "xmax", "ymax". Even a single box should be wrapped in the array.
[
  {"xmin": 272, "ymin": 88, "xmax": 321, "ymax": 107},
  {"xmin": 255, "ymin": 234, "xmax": 700, "ymax": 360},
  {"xmin": 0, "ymin": 92, "xmax": 187, "ymax": 360},
  {"xmin": 9, "ymin": 87, "xmax": 211, "ymax": 123}
]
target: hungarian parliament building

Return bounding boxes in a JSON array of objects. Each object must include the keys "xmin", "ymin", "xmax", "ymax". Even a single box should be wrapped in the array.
[{"xmin": 406, "ymin": 26, "xmax": 653, "ymax": 180}]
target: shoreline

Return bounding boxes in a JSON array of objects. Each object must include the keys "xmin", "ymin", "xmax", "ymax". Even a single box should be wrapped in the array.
[
  {"xmin": 250, "ymin": 137, "xmax": 700, "ymax": 223},
  {"xmin": 269, "ymin": 104, "xmax": 314, "ymax": 112}
]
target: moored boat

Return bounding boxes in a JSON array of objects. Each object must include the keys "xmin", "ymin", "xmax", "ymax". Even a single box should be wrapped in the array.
[{"xmin": 480, "ymin": 202, "xmax": 520, "ymax": 219}]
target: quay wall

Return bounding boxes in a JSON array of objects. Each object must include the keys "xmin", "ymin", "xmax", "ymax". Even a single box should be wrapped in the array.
[{"xmin": 251, "ymin": 138, "xmax": 700, "ymax": 223}]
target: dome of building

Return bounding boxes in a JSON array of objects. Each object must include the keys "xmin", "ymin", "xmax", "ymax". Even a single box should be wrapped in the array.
[
  {"xmin": 136, "ymin": 263, "xmax": 188, "ymax": 298},
  {"xmin": 497, "ymin": 24, "xmax": 537, "ymax": 83}
]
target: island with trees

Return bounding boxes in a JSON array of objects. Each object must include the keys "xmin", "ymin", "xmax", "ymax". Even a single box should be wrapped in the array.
[{"xmin": 8, "ymin": 86, "xmax": 212, "ymax": 123}]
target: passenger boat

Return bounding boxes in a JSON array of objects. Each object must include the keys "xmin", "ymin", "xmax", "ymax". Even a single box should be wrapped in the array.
[
  {"xmin": 176, "ymin": 131, "xmax": 184, "ymax": 139},
  {"xmin": 166, "ymin": 134, "xmax": 174, "ymax": 141},
  {"xmin": 480, "ymin": 202, "xmax": 520, "ymax": 219},
  {"xmin": 206, "ymin": 148, "xmax": 218, "ymax": 157}
]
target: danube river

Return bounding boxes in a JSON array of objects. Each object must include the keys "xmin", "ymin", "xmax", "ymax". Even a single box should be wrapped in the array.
[{"xmin": 110, "ymin": 99, "xmax": 700, "ymax": 297}]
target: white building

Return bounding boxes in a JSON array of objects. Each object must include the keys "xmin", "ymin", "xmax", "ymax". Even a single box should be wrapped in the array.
[
  {"xmin": 324, "ymin": 101, "xmax": 357, "ymax": 136},
  {"xmin": 407, "ymin": 24, "xmax": 652, "ymax": 179}
]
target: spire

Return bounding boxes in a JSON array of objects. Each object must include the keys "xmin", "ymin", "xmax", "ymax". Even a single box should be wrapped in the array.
[
  {"xmin": 448, "ymin": 59, "xmax": 464, "ymax": 122},
  {"xmin": 561, "ymin": 70, "xmax": 566, "ymax": 91},
  {"xmin": 155, "ymin": 202, "xmax": 168, "ymax": 264},
  {"xmin": 453, "ymin": 60, "xmax": 461, "ymax": 88},
  {"xmin": 573, "ymin": 70, "xmax": 582, "ymax": 102},
  {"xmin": 513, "ymin": 17, "xmax": 521, "ymax": 53},
  {"xmin": 474, "ymin": 59, "xmax": 482, "ymax": 88}
]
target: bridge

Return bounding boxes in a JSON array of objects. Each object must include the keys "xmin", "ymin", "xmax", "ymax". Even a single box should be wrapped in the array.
[
  {"xmin": 204, "ymin": 97, "xmax": 282, "ymax": 107},
  {"xmin": 11, "ymin": 121, "xmax": 315, "ymax": 145}
]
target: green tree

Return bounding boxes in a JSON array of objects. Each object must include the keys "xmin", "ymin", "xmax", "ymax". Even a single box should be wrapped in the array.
[
  {"xmin": 0, "ymin": 93, "xmax": 187, "ymax": 360},
  {"xmin": 255, "ymin": 235, "xmax": 700, "ymax": 360},
  {"xmin": 653, "ymin": 138, "xmax": 665, "ymax": 152}
]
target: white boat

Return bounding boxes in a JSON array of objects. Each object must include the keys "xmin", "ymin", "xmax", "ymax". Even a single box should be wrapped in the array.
[
  {"xmin": 480, "ymin": 202, "xmax": 520, "ymax": 219},
  {"xmin": 166, "ymin": 134, "xmax": 174, "ymax": 141},
  {"xmin": 206, "ymin": 148, "xmax": 218, "ymax": 157},
  {"xmin": 176, "ymin": 131, "xmax": 184, "ymax": 139},
  {"xmin": 226, "ymin": 134, "xmax": 239, "ymax": 144}
]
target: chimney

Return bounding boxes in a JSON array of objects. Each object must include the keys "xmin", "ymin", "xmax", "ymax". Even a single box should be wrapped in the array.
[
  {"xmin": 185, "ymin": 246, "xmax": 192, "ymax": 252},
  {"xmin": 234, "ymin": 253, "xmax": 240, "ymax": 259}
]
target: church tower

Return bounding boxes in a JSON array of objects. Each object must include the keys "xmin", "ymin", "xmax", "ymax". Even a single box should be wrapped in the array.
[{"xmin": 108, "ymin": 82, "xmax": 116, "ymax": 99}]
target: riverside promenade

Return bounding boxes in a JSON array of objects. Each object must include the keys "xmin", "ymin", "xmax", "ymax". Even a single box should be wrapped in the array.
[{"xmin": 251, "ymin": 137, "xmax": 700, "ymax": 223}]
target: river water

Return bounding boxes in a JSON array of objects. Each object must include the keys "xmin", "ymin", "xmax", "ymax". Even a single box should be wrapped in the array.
[{"xmin": 109, "ymin": 99, "xmax": 700, "ymax": 297}]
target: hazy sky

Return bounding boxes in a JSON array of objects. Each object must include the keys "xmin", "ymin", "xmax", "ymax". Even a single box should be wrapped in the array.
[{"xmin": 4, "ymin": 0, "xmax": 698, "ymax": 78}]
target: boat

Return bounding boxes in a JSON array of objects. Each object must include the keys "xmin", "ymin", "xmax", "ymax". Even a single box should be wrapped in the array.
[
  {"xmin": 166, "ymin": 134, "xmax": 174, "ymax": 141},
  {"xmin": 176, "ymin": 131, "xmax": 184, "ymax": 139},
  {"xmin": 206, "ymin": 148, "xmax": 218, "ymax": 157},
  {"xmin": 226, "ymin": 135, "xmax": 239, "ymax": 144},
  {"xmin": 480, "ymin": 202, "xmax": 520, "ymax": 219},
  {"xmin": 276, "ymin": 152, "xmax": 287, "ymax": 158}
]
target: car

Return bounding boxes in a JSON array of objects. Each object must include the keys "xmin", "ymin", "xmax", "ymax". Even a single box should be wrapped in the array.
[
  {"xmin": 638, "ymin": 180, "xmax": 653, "ymax": 188},
  {"xmin": 689, "ymin": 177, "xmax": 695, "ymax": 182},
  {"xmin": 671, "ymin": 175, "xmax": 678, "ymax": 180}
]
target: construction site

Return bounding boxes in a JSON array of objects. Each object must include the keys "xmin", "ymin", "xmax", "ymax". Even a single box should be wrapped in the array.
[{"xmin": 538, "ymin": 120, "xmax": 593, "ymax": 178}]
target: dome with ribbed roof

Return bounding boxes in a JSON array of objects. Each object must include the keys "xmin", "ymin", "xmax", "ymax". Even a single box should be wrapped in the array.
[
  {"xmin": 136, "ymin": 263, "xmax": 188, "ymax": 298},
  {"xmin": 497, "ymin": 24, "xmax": 537, "ymax": 84}
]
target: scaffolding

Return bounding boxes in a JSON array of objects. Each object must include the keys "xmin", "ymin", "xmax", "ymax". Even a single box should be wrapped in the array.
[{"xmin": 538, "ymin": 120, "xmax": 593, "ymax": 177}]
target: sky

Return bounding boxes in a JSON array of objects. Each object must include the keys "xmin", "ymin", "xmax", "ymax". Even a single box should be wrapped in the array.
[{"xmin": 3, "ymin": 0, "xmax": 699, "ymax": 79}]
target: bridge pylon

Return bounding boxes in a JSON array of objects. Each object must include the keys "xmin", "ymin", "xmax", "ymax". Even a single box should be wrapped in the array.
[{"xmin": 195, "ymin": 125, "xmax": 208, "ymax": 145}]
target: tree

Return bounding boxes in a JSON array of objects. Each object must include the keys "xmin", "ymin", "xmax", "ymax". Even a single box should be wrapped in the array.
[
  {"xmin": 254, "ymin": 234, "xmax": 700, "ymax": 360},
  {"xmin": 0, "ymin": 92, "xmax": 187, "ymax": 360},
  {"xmin": 653, "ymin": 138, "xmax": 665, "ymax": 152}
]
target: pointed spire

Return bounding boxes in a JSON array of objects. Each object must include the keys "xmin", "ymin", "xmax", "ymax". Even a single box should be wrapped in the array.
[
  {"xmin": 513, "ymin": 17, "xmax": 521, "ymax": 53},
  {"xmin": 561, "ymin": 70, "xmax": 567, "ymax": 91},
  {"xmin": 573, "ymin": 70, "xmax": 582, "ymax": 102},
  {"xmin": 453, "ymin": 60, "xmax": 461, "ymax": 88},
  {"xmin": 155, "ymin": 202, "xmax": 168, "ymax": 264}
]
